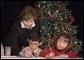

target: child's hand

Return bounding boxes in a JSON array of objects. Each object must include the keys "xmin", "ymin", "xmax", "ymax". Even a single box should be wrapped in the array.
[
  {"xmin": 20, "ymin": 50, "xmax": 32, "ymax": 58},
  {"xmin": 33, "ymin": 48, "xmax": 42, "ymax": 57},
  {"xmin": 24, "ymin": 51, "xmax": 32, "ymax": 57},
  {"xmin": 45, "ymin": 52, "xmax": 55, "ymax": 59}
]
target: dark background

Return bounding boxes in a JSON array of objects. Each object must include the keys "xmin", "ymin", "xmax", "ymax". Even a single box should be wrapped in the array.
[{"xmin": 1, "ymin": 1, "xmax": 83, "ymax": 46}]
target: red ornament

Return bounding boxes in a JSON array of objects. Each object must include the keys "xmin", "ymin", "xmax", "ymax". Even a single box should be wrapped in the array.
[
  {"xmin": 58, "ymin": 5, "xmax": 63, "ymax": 11},
  {"xmin": 69, "ymin": 16, "xmax": 75, "ymax": 22},
  {"xmin": 64, "ymin": 25, "xmax": 67, "ymax": 30},
  {"xmin": 49, "ymin": 14, "xmax": 56, "ymax": 20},
  {"xmin": 63, "ymin": 23, "xmax": 68, "ymax": 30}
]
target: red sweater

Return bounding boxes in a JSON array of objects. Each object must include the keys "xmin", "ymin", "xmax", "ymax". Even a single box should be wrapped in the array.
[{"xmin": 39, "ymin": 48, "xmax": 77, "ymax": 58}]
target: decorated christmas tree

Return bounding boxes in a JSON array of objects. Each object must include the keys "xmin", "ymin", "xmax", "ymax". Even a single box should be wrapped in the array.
[{"xmin": 36, "ymin": 1, "xmax": 82, "ymax": 57}]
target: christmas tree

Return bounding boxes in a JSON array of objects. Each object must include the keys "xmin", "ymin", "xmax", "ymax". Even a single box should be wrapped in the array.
[{"xmin": 36, "ymin": 1, "xmax": 82, "ymax": 57}]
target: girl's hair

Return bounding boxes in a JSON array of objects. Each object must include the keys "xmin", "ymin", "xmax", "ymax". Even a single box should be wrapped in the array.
[
  {"xmin": 54, "ymin": 33, "xmax": 72, "ymax": 51},
  {"xmin": 19, "ymin": 5, "xmax": 38, "ymax": 22}
]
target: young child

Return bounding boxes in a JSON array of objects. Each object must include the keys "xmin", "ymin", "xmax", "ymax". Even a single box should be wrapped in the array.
[
  {"xmin": 19, "ymin": 31, "xmax": 42, "ymax": 57},
  {"xmin": 39, "ymin": 33, "xmax": 78, "ymax": 58}
]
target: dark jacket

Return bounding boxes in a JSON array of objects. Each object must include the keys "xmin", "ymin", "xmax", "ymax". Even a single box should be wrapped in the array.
[{"xmin": 5, "ymin": 21, "xmax": 40, "ymax": 55}]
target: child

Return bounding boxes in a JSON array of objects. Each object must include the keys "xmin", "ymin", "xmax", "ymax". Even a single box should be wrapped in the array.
[
  {"xmin": 5, "ymin": 5, "xmax": 40, "ymax": 55},
  {"xmin": 19, "ymin": 31, "xmax": 42, "ymax": 57},
  {"xmin": 39, "ymin": 33, "xmax": 78, "ymax": 58}
]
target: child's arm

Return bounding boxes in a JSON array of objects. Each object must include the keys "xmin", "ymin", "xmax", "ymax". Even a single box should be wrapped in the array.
[
  {"xmin": 67, "ymin": 51, "xmax": 78, "ymax": 58},
  {"xmin": 33, "ymin": 48, "xmax": 42, "ymax": 57},
  {"xmin": 19, "ymin": 50, "xmax": 25, "ymax": 57},
  {"xmin": 39, "ymin": 48, "xmax": 50, "ymax": 57},
  {"xmin": 19, "ymin": 47, "xmax": 33, "ymax": 57},
  {"xmin": 39, "ymin": 48, "xmax": 56, "ymax": 58}
]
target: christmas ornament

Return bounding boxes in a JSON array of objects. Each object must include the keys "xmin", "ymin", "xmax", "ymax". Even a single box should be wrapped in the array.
[
  {"xmin": 69, "ymin": 16, "xmax": 75, "ymax": 22},
  {"xmin": 38, "ymin": 4, "xmax": 41, "ymax": 7}
]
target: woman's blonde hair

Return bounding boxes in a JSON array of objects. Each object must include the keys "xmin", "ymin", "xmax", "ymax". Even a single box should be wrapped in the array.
[{"xmin": 19, "ymin": 5, "xmax": 38, "ymax": 22}]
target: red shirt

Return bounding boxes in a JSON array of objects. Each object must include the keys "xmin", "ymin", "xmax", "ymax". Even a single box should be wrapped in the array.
[{"xmin": 39, "ymin": 48, "xmax": 77, "ymax": 58}]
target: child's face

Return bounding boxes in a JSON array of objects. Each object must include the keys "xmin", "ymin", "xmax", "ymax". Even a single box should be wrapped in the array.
[
  {"xmin": 23, "ymin": 19, "xmax": 34, "ymax": 28},
  {"xmin": 29, "ymin": 40, "xmax": 40, "ymax": 50},
  {"xmin": 56, "ymin": 36, "xmax": 69, "ymax": 50}
]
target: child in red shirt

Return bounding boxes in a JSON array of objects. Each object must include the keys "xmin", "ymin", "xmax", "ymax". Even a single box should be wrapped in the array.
[{"xmin": 39, "ymin": 33, "xmax": 78, "ymax": 58}]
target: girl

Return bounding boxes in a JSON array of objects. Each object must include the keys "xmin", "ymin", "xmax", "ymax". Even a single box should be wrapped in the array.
[{"xmin": 39, "ymin": 33, "xmax": 78, "ymax": 58}]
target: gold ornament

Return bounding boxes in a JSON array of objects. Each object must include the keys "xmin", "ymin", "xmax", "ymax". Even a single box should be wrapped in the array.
[
  {"xmin": 60, "ymin": 18, "xmax": 63, "ymax": 21},
  {"xmin": 38, "ymin": 4, "xmax": 40, "ymax": 7},
  {"xmin": 75, "ymin": 42, "xmax": 77, "ymax": 44}
]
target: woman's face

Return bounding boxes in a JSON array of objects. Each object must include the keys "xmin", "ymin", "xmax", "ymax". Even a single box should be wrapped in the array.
[
  {"xmin": 23, "ymin": 19, "xmax": 34, "ymax": 29},
  {"xmin": 56, "ymin": 36, "xmax": 69, "ymax": 50}
]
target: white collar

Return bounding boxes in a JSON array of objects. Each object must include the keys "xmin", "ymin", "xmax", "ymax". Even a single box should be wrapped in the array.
[
  {"xmin": 20, "ymin": 21, "xmax": 36, "ymax": 29},
  {"xmin": 21, "ymin": 21, "xmax": 26, "ymax": 28}
]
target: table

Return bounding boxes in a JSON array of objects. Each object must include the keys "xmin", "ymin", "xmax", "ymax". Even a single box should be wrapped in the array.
[
  {"xmin": 1, "ymin": 56, "xmax": 83, "ymax": 59},
  {"xmin": 1, "ymin": 56, "xmax": 46, "ymax": 59}
]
